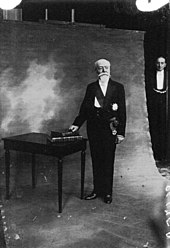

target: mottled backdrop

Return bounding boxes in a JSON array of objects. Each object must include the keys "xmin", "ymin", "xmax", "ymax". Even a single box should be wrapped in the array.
[{"xmin": 0, "ymin": 22, "xmax": 144, "ymax": 142}]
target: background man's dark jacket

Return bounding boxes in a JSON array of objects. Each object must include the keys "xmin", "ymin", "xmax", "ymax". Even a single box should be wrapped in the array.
[{"xmin": 146, "ymin": 69, "xmax": 167, "ymax": 161}]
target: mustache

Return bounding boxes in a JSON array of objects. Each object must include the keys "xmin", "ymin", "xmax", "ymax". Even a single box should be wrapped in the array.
[{"xmin": 98, "ymin": 72, "xmax": 110, "ymax": 77}]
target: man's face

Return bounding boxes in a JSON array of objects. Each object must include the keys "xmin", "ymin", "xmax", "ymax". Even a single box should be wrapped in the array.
[
  {"xmin": 156, "ymin": 57, "xmax": 166, "ymax": 71},
  {"xmin": 96, "ymin": 65, "xmax": 110, "ymax": 77}
]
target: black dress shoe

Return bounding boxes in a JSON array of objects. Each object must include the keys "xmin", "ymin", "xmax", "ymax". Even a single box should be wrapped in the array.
[
  {"xmin": 84, "ymin": 192, "xmax": 97, "ymax": 200},
  {"xmin": 104, "ymin": 195, "xmax": 112, "ymax": 204}
]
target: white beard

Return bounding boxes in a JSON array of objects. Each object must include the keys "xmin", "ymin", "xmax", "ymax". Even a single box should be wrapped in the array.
[{"xmin": 98, "ymin": 73, "xmax": 110, "ymax": 83}]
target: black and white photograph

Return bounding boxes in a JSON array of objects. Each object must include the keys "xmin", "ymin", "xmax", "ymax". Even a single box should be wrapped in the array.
[{"xmin": 0, "ymin": 0, "xmax": 170, "ymax": 247}]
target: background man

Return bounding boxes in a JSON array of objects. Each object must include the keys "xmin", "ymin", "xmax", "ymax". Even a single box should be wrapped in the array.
[
  {"xmin": 146, "ymin": 56, "xmax": 167, "ymax": 162},
  {"xmin": 69, "ymin": 59, "xmax": 126, "ymax": 204}
]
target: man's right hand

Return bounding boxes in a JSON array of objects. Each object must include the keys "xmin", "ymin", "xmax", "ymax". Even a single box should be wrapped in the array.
[{"xmin": 69, "ymin": 125, "xmax": 79, "ymax": 132}]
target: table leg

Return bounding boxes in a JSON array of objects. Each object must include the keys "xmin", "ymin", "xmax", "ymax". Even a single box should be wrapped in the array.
[
  {"xmin": 81, "ymin": 150, "xmax": 86, "ymax": 199},
  {"xmin": 5, "ymin": 150, "xmax": 10, "ymax": 199},
  {"xmin": 32, "ymin": 153, "xmax": 36, "ymax": 188},
  {"xmin": 58, "ymin": 158, "xmax": 63, "ymax": 213}
]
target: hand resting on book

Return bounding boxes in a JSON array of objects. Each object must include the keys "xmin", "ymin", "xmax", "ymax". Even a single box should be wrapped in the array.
[{"xmin": 69, "ymin": 125, "xmax": 79, "ymax": 132}]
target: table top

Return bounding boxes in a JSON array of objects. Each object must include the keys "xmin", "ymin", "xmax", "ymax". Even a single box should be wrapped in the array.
[
  {"xmin": 3, "ymin": 132, "xmax": 52, "ymax": 145},
  {"xmin": 2, "ymin": 132, "xmax": 87, "ymax": 157}
]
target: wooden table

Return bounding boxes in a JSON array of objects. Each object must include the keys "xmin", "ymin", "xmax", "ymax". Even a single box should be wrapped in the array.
[{"xmin": 2, "ymin": 132, "xmax": 87, "ymax": 213}]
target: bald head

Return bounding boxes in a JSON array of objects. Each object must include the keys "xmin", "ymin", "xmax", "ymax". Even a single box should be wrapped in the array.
[{"xmin": 95, "ymin": 59, "xmax": 110, "ymax": 68}]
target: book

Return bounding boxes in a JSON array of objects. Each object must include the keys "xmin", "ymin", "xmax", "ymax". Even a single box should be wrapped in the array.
[
  {"xmin": 48, "ymin": 130, "xmax": 83, "ymax": 143},
  {"xmin": 51, "ymin": 130, "xmax": 79, "ymax": 138},
  {"xmin": 51, "ymin": 136, "xmax": 83, "ymax": 143}
]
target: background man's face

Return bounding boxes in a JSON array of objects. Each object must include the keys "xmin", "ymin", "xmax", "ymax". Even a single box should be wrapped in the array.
[{"xmin": 156, "ymin": 57, "xmax": 166, "ymax": 71}]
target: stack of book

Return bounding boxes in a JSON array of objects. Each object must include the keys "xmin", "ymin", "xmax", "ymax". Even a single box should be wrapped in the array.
[{"xmin": 49, "ymin": 130, "xmax": 83, "ymax": 143}]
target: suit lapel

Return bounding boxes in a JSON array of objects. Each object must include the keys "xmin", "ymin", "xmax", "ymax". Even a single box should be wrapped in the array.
[
  {"xmin": 164, "ymin": 69, "xmax": 167, "ymax": 89},
  {"xmin": 103, "ymin": 79, "xmax": 116, "ymax": 107}
]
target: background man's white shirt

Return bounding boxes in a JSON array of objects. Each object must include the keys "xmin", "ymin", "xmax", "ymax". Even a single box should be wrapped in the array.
[{"xmin": 156, "ymin": 70, "xmax": 164, "ymax": 90}]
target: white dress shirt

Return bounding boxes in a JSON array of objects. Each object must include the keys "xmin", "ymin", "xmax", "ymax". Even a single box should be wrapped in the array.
[
  {"xmin": 94, "ymin": 79, "xmax": 109, "ymax": 107},
  {"xmin": 156, "ymin": 70, "xmax": 164, "ymax": 90}
]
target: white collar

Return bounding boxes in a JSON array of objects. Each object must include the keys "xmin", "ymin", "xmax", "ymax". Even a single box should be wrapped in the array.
[
  {"xmin": 157, "ymin": 70, "xmax": 164, "ymax": 74},
  {"xmin": 99, "ymin": 77, "xmax": 109, "ymax": 85}
]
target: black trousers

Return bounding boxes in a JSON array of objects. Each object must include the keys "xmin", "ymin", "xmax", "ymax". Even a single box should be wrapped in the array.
[
  {"xmin": 147, "ymin": 92, "xmax": 167, "ymax": 160},
  {"xmin": 87, "ymin": 122, "xmax": 116, "ymax": 196}
]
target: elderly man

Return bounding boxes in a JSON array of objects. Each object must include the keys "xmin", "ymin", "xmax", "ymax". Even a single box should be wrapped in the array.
[{"xmin": 70, "ymin": 59, "xmax": 126, "ymax": 204}]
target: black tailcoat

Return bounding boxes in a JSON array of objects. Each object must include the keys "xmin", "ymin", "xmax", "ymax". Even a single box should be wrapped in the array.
[
  {"xmin": 146, "ymin": 70, "xmax": 167, "ymax": 161},
  {"xmin": 73, "ymin": 78, "xmax": 126, "ymax": 195}
]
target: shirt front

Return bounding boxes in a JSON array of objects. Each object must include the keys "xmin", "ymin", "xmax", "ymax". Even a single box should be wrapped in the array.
[
  {"xmin": 156, "ymin": 70, "xmax": 164, "ymax": 90},
  {"xmin": 94, "ymin": 78, "xmax": 109, "ymax": 107}
]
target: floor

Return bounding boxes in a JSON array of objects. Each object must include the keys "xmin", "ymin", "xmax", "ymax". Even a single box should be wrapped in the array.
[{"xmin": 0, "ymin": 132, "xmax": 167, "ymax": 248}]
